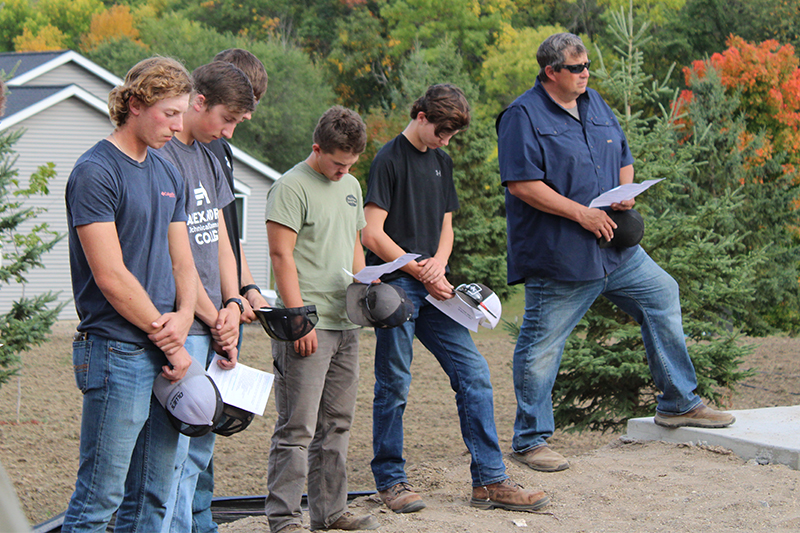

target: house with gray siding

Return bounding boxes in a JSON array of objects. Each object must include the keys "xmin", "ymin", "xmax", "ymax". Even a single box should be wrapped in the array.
[{"xmin": 0, "ymin": 50, "xmax": 278, "ymax": 320}]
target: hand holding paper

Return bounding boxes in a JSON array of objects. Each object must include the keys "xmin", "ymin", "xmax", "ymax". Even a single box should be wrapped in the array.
[
  {"xmin": 344, "ymin": 253, "xmax": 420, "ymax": 284},
  {"xmin": 589, "ymin": 179, "xmax": 664, "ymax": 208},
  {"xmin": 207, "ymin": 355, "xmax": 274, "ymax": 416}
]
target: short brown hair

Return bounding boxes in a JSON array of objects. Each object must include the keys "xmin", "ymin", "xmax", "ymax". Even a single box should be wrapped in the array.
[
  {"xmin": 214, "ymin": 48, "xmax": 268, "ymax": 102},
  {"xmin": 108, "ymin": 56, "xmax": 192, "ymax": 127},
  {"xmin": 192, "ymin": 61, "xmax": 256, "ymax": 115},
  {"xmin": 312, "ymin": 106, "xmax": 367, "ymax": 155},
  {"xmin": 410, "ymin": 84, "xmax": 470, "ymax": 136},
  {"xmin": 536, "ymin": 33, "xmax": 587, "ymax": 83}
]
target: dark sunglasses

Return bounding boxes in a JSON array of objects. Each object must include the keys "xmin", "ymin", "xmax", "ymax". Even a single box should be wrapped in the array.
[{"xmin": 555, "ymin": 61, "xmax": 591, "ymax": 74}]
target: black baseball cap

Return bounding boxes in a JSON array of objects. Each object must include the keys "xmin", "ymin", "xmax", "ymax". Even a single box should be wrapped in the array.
[
  {"xmin": 598, "ymin": 208, "xmax": 644, "ymax": 249},
  {"xmin": 213, "ymin": 403, "xmax": 255, "ymax": 437},
  {"xmin": 346, "ymin": 283, "xmax": 414, "ymax": 328},
  {"xmin": 254, "ymin": 306, "xmax": 319, "ymax": 342}
]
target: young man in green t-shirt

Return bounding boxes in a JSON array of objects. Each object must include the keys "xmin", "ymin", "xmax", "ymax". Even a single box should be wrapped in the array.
[{"xmin": 264, "ymin": 106, "xmax": 379, "ymax": 532}]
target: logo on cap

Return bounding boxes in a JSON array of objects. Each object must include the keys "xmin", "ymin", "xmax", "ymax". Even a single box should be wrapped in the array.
[{"xmin": 153, "ymin": 359, "xmax": 224, "ymax": 437}]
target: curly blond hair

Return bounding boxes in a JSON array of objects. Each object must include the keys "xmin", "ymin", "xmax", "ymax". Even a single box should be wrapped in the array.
[{"xmin": 108, "ymin": 56, "xmax": 192, "ymax": 127}]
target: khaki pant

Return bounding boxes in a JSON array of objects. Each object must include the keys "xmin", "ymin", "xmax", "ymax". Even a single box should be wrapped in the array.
[{"xmin": 265, "ymin": 329, "xmax": 360, "ymax": 532}]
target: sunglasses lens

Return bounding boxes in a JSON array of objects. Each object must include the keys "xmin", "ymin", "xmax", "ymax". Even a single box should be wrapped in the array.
[{"xmin": 564, "ymin": 61, "xmax": 590, "ymax": 73}]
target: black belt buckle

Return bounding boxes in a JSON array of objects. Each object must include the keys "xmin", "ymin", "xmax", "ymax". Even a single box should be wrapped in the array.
[{"xmin": 73, "ymin": 332, "xmax": 88, "ymax": 342}]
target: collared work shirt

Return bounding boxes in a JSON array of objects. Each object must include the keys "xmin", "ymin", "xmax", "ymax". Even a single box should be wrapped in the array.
[{"xmin": 497, "ymin": 80, "xmax": 636, "ymax": 284}]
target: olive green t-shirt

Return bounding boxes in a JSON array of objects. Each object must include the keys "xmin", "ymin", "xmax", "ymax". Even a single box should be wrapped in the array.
[{"xmin": 266, "ymin": 161, "xmax": 366, "ymax": 330}]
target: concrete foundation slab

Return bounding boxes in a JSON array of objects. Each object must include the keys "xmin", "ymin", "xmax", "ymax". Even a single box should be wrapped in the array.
[{"xmin": 626, "ymin": 405, "xmax": 800, "ymax": 470}]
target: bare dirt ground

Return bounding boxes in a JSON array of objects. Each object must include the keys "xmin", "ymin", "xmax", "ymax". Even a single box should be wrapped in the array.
[{"xmin": 1, "ymin": 321, "xmax": 799, "ymax": 532}]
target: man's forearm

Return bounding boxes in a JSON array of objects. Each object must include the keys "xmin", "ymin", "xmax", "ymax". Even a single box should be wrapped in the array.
[
  {"xmin": 271, "ymin": 254, "xmax": 304, "ymax": 308},
  {"xmin": 433, "ymin": 213, "xmax": 454, "ymax": 267},
  {"xmin": 267, "ymin": 221, "xmax": 304, "ymax": 308},
  {"xmin": 507, "ymin": 180, "xmax": 589, "ymax": 223},
  {"xmin": 172, "ymin": 259, "xmax": 198, "ymax": 321}
]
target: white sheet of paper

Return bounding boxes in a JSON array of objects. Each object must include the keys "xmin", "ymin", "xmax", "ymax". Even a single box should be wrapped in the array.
[
  {"xmin": 207, "ymin": 355, "xmax": 274, "ymax": 416},
  {"xmin": 425, "ymin": 294, "xmax": 483, "ymax": 332},
  {"xmin": 343, "ymin": 253, "xmax": 421, "ymax": 283},
  {"xmin": 588, "ymin": 178, "xmax": 664, "ymax": 208}
]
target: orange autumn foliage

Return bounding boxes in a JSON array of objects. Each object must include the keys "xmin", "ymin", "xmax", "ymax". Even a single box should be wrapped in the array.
[
  {"xmin": 80, "ymin": 4, "xmax": 142, "ymax": 52},
  {"xmin": 675, "ymin": 35, "xmax": 800, "ymax": 174}
]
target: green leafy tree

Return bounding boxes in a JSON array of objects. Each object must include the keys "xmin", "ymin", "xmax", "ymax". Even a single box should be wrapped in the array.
[
  {"xmin": 165, "ymin": 0, "xmax": 277, "ymax": 40},
  {"xmin": 0, "ymin": 0, "xmax": 32, "ymax": 52},
  {"xmin": 13, "ymin": 0, "xmax": 104, "ymax": 51},
  {"xmin": 0, "ymin": 124, "xmax": 64, "ymax": 387},
  {"xmin": 481, "ymin": 24, "xmax": 566, "ymax": 114},
  {"xmin": 378, "ymin": 0, "xmax": 512, "ymax": 75},
  {"xmin": 675, "ymin": 64, "xmax": 800, "ymax": 333},
  {"xmin": 326, "ymin": 5, "xmax": 396, "ymax": 111}
]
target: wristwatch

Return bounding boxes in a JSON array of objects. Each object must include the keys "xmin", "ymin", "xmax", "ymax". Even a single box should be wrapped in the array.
[
  {"xmin": 240, "ymin": 284, "xmax": 261, "ymax": 296},
  {"xmin": 224, "ymin": 297, "xmax": 244, "ymax": 314}
]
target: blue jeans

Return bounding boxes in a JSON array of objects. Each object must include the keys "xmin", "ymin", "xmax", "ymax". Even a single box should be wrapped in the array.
[
  {"xmin": 371, "ymin": 276, "xmax": 507, "ymax": 490},
  {"xmin": 63, "ymin": 334, "xmax": 180, "ymax": 533},
  {"xmin": 191, "ymin": 456, "xmax": 215, "ymax": 533},
  {"xmin": 162, "ymin": 335, "xmax": 217, "ymax": 533},
  {"xmin": 513, "ymin": 246, "xmax": 702, "ymax": 453},
  {"xmin": 191, "ymin": 324, "xmax": 243, "ymax": 533}
]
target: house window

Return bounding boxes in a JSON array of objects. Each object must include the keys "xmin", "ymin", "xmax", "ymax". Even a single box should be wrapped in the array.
[{"xmin": 235, "ymin": 195, "xmax": 247, "ymax": 241}]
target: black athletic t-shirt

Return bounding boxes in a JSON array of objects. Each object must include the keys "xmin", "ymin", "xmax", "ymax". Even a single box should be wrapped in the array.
[
  {"xmin": 205, "ymin": 138, "xmax": 242, "ymax": 285},
  {"xmin": 364, "ymin": 133, "xmax": 459, "ymax": 279}
]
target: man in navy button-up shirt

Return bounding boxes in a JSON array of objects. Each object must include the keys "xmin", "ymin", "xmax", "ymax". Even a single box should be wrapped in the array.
[{"xmin": 496, "ymin": 32, "xmax": 734, "ymax": 474}]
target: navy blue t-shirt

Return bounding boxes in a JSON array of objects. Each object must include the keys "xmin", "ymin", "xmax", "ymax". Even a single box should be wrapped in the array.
[
  {"xmin": 497, "ymin": 80, "xmax": 636, "ymax": 284},
  {"xmin": 66, "ymin": 140, "xmax": 188, "ymax": 346},
  {"xmin": 364, "ymin": 134, "xmax": 459, "ymax": 279}
]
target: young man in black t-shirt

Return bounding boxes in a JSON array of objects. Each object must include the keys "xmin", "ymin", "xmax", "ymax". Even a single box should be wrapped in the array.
[{"xmin": 362, "ymin": 84, "xmax": 550, "ymax": 514}]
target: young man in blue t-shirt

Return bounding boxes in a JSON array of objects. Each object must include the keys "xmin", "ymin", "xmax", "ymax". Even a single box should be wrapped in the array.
[{"xmin": 64, "ymin": 57, "xmax": 197, "ymax": 533}]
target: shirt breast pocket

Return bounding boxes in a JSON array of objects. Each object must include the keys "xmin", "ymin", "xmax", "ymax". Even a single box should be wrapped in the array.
[{"xmin": 589, "ymin": 116, "xmax": 624, "ymax": 147}]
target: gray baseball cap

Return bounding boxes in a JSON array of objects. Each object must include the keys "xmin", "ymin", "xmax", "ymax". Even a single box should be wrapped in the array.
[
  {"xmin": 153, "ymin": 358, "xmax": 223, "ymax": 437},
  {"xmin": 346, "ymin": 283, "xmax": 414, "ymax": 328}
]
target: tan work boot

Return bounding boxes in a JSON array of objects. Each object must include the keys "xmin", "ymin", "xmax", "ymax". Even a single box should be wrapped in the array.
[
  {"xmin": 470, "ymin": 478, "xmax": 550, "ymax": 512},
  {"xmin": 311, "ymin": 511, "xmax": 380, "ymax": 531},
  {"xmin": 654, "ymin": 403, "xmax": 735, "ymax": 428},
  {"xmin": 512, "ymin": 445, "xmax": 569, "ymax": 472},
  {"xmin": 378, "ymin": 482, "xmax": 426, "ymax": 513}
]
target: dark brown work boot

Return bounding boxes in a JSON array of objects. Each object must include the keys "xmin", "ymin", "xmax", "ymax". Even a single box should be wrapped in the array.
[
  {"xmin": 378, "ymin": 482, "xmax": 426, "ymax": 513},
  {"xmin": 470, "ymin": 478, "xmax": 550, "ymax": 512},
  {"xmin": 654, "ymin": 403, "xmax": 735, "ymax": 429}
]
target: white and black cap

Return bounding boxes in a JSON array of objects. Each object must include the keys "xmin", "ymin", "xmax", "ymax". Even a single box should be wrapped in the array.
[
  {"xmin": 346, "ymin": 283, "xmax": 414, "ymax": 328},
  {"xmin": 153, "ymin": 358, "xmax": 223, "ymax": 437},
  {"xmin": 455, "ymin": 282, "xmax": 502, "ymax": 329}
]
